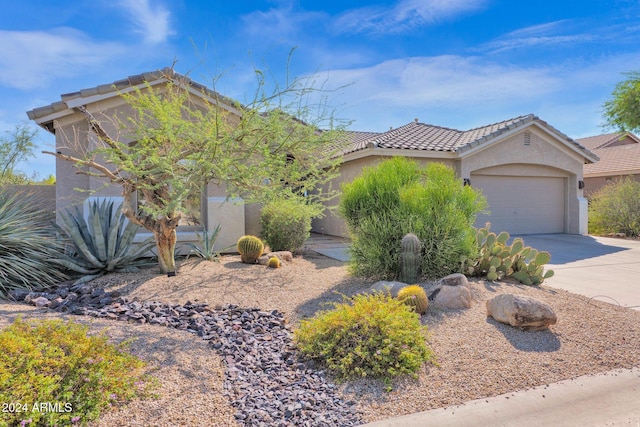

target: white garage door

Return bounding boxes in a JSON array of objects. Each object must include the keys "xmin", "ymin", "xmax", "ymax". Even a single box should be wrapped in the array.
[{"xmin": 473, "ymin": 175, "xmax": 566, "ymax": 235}]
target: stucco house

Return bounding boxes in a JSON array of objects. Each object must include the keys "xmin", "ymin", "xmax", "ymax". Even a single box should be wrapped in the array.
[
  {"xmin": 315, "ymin": 115, "xmax": 599, "ymax": 236},
  {"xmin": 576, "ymin": 132, "xmax": 640, "ymax": 197},
  {"xmin": 27, "ymin": 69, "xmax": 599, "ymax": 248}
]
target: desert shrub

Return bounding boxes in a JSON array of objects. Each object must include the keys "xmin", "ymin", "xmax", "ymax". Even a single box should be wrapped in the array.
[
  {"xmin": 260, "ymin": 197, "xmax": 322, "ymax": 252},
  {"xmin": 294, "ymin": 292, "xmax": 433, "ymax": 382},
  {"xmin": 589, "ymin": 177, "xmax": 640, "ymax": 237},
  {"xmin": 0, "ymin": 317, "xmax": 157, "ymax": 426},
  {"xmin": 0, "ymin": 189, "xmax": 67, "ymax": 298},
  {"xmin": 339, "ymin": 157, "xmax": 486, "ymax": 279}
]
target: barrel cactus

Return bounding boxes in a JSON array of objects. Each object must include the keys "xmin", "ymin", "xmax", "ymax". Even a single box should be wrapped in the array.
[
  {"xmin": 237, "ymin": 235, "xmax": 264, "ymax": 264},
  {"xmin": 267, "ymin": 256, "xmax": 281, "ymax": 268},
  {"xmin": 397, "ymin": 285, "xmax": 429, "ymax": 315},
  {"xmin": 399, "ymin": 233, "xmax": 421, "ymax": 283}
]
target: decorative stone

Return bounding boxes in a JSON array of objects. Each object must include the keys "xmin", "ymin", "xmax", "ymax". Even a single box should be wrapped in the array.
[
  {"xmin": 267, "ymin": 251, "xmax": 293, "ymax": 262},
  {"xmin": 369, "ymin": 281, "xmax": 408, "ymax": 297},
  {"xmin": 431, "ymin": 285, "xmax": 472, "ymax": 309},
  {"xmin": 486, "ymin": 294, "xmax": 557, "ymax": 331},
  {"xmin": 31, "ymin": 296, "xmax": 51, "ymax": 308},
  {"xmin": 11, "ymin": 281, "xmax": 362, "ymax": 426},
  {"xmin": 437, "ymin": 273, "xmax": 469, "ymax": 288}
]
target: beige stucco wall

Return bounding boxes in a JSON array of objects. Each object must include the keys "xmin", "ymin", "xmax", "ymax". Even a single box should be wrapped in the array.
[
  {"xmin": 460, "ymin": 128, "xmax": 586, "ymax": 234},
  {"xmin": 53, "ymin": 88, "xmax": 248, "ymax": 249},
  {"xmin": 312, "ymin": 153, "xmax": 456, "ymax": 238}
]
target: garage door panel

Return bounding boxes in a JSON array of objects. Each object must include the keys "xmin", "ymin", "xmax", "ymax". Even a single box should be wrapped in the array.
[{"xmin": 473, "ymin": 175, "xmax": 565, "ymax": 235}]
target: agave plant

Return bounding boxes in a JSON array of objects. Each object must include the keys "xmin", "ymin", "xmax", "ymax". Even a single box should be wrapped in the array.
[
  {"xmin": 53, "ymin": 199, "xmax": 155, "ymax": 284},
  {"xmin": 0, "ymin": 189, "xmax": 67, "ymax": 298},
  {"xmin": 185, "ymin": 224, "xmax": 222, "ymax": 261}
]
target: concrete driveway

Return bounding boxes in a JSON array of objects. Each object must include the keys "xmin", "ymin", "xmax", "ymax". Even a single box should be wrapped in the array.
[{"xmin": 512, "ymin": 234, "xmax": 640, "ymax": 310}]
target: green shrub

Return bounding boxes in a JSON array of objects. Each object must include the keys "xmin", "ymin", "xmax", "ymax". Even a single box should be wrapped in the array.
[
  {"xmin": 0, "ymin": 189, "xmax": 67, "ymax": 298},
  {"xmin": 260, "ymin": 197, "xmax": 322, "ymax": 252},
  {"xmin": 294, "ymin": 292, "xmax": 433, "ymax": 382},
  {"xmin": 0, "ymin": 317, "xmax": 157, "ymax": 426},
  {"xmin": 53, "ymin": 199, "xmax": 155, "ymax": 284},
  {"xmin": 339, "ymin": 157, "xmax": 486, "ymax": 279},
  {"xmin": 589, "ymin": 177, "xmax": 640, "ymax": 237}
]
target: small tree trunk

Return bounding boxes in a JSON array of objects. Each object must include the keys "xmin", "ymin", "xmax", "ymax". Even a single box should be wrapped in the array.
[{"xmin": 154, "ymin": 223, "xmax": 177, "ymax": 274}]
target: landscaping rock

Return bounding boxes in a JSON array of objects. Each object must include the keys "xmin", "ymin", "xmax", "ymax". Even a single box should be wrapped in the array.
[
  {"xmin": 12, "ymin": 284, "xmax": 362, "ymax": 426},
  {"xmin": 486, "ymin": 294, "xmax": 557, "ymax": 331},
  {"xmin": 370, "ymin": 281, "xmax": 408, "ymax": 297},
  {"xmin": 431, "ymin": 284, "xmax": 472, "ymax": 309},
  {"xmin": 438, "ymin": 273, "xmax": 469, "ymax": 288}
]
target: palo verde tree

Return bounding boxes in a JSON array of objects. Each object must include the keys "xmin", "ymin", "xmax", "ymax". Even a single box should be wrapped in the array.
[
  {"xmin": 602, "ymin": 70, "xmax": 640, "ymax": 132},
  {"xmin": 44, "ymin": 66, "xmax": 348, "ymax": 274},
  {"xmin": 0, "ymin": 123, "xmax": 38, "ymax": 184}
]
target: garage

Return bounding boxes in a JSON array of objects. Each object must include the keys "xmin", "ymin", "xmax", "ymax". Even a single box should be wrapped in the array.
[{"xmin": 472, "ymin": 175, "xmax": 566, "ymax": 235}]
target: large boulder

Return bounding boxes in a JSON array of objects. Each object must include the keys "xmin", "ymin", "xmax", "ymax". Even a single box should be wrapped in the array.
[
  {"xmin": 431, "ymin": 284, "xmax": 472, "ymax": 309},
  {"xmin": 427, "ymin": 273, "xmax": 472, "ymax": 309},
  {"xmin": 486, "ymin": 294, "xmax": 557, "ymax": 331},
  {"xmin": 437, "ymin": 273, "xmax": 469, "ymax": 288}
]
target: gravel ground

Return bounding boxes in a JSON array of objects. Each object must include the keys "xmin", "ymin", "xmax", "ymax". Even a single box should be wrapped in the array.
[{"xmin": 2, "ymin": 250, "xmax": 640, "ymax": 426}]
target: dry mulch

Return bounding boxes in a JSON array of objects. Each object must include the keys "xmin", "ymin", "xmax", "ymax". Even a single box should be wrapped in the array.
[{"xmin": 2, "ymin": 250, "xmax": 640, "ymax": 425}]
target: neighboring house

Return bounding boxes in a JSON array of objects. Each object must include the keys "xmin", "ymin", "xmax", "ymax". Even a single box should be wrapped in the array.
[
  {"xmin": 27, "ymin": 69, "xmax": 599, "ymax": 247},
  {"xmin": 576, "ymin": 132, "xmax": 640, "ymax": 197},
  {"xmin": 314, "ymin": 115, "xmax": 599, "ymax": 236}
]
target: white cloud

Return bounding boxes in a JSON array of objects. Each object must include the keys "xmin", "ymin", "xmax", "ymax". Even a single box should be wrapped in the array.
[
  {"xmin": 310, "ymin": 53, "xmax": 637, "ymax": 136},
  {"xmin": 117, "ymin": 0, "xmax": 174, "ymax": 44},
  {"xmin": 322, "ymin": 55, "xmax": 560, "ymax": 109},
  {"xmin": 0, "ymin": 28, "xmax": 126, "ymax": 90},
  {"xmin": 333, "ymin": 0, "xmax": 487, "ymax": 35},
  {"xmin": 241, "ymin": 6, "xmax": 326, "ymax": 43}
]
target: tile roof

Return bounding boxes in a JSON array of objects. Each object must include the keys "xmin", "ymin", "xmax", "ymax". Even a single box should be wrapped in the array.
[
  {"xmin": 27, "ymin": 68, "xmax": 238, "ymax": 125},
  {"xmin": 579, "ymin": 133, "xmax": 640, "ymax": 176},
  {"xmin": 345, "ymin": 114, "xmax": 596, "ymax": 161},
  {"xmin": 577, "ymin": 133, "xmax": 625, "ymax": 150}
]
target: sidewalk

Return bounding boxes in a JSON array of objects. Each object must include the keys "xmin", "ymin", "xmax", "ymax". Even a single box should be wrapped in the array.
[{"xmin": 359, "ymin": 367, "xmax": 640, "ymax": 427}]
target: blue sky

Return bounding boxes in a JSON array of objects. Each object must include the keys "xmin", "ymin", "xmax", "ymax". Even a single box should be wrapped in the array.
[{"xmin": 2, "ymin": 0, "xmax": 639, "ymax": 179}]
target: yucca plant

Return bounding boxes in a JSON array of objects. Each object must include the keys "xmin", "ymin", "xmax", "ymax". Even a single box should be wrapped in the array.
[
  {"xmin": 53, "ymin": 199, "xmax": 155, "ymax": 284},
  {"xmin": 185, "ymin": 224, "xmax": 222, "ymax": 261},
  {"xmin": 0, "ymin": 190, "xmax": 67, "ymax": 298}
]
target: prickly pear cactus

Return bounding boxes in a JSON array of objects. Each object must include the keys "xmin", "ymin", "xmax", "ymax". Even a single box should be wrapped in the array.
[
  {"xmin": 398, "ymin": 233, "xmax": 421, "ymax": 283},
  {"xmin": 397, "ymin": 285, "xmax": 429, "ymax": 315},
  {"xmin": 237, "ymin": 235, "xmax": 264, "ymax": 264},
  {"xmin": 465, "ymin": 222, "xmax": 554, "ymax": 285}
]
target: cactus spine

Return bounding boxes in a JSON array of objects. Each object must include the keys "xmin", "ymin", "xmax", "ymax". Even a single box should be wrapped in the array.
[
  {"xmin": 399, "ymin": 233, "xmax": 421, "ymax": 283},
  {"xmin": 237, "ymin": 235, "xmax": 264, "ymax": 264},
  {"xmin": 397, "ymin": 285, "xmax": 429, "ymax": 315}
]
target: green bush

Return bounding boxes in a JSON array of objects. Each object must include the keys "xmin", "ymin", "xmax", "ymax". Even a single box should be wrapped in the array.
[
  {"xmin": 0, "ymin": 189, "xmax": 67, "ymax": 298},
  {"xmin": 294, "ymin": 292, "xmax": 433, "ymax": 382},
  {"xmin": 260, "ymin": 197, "xmax": 322, "ymax": 252},
  {"xmin": 0, "ymin": 317, "xmax": 157, "ymax": 426},
  {"xmin": 339, "ymin": 157, "xmax": 486, "ymax": 279},
  {"xmin": 589, "ymin": 177, "xmax": 640, "ymax": 237}
]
